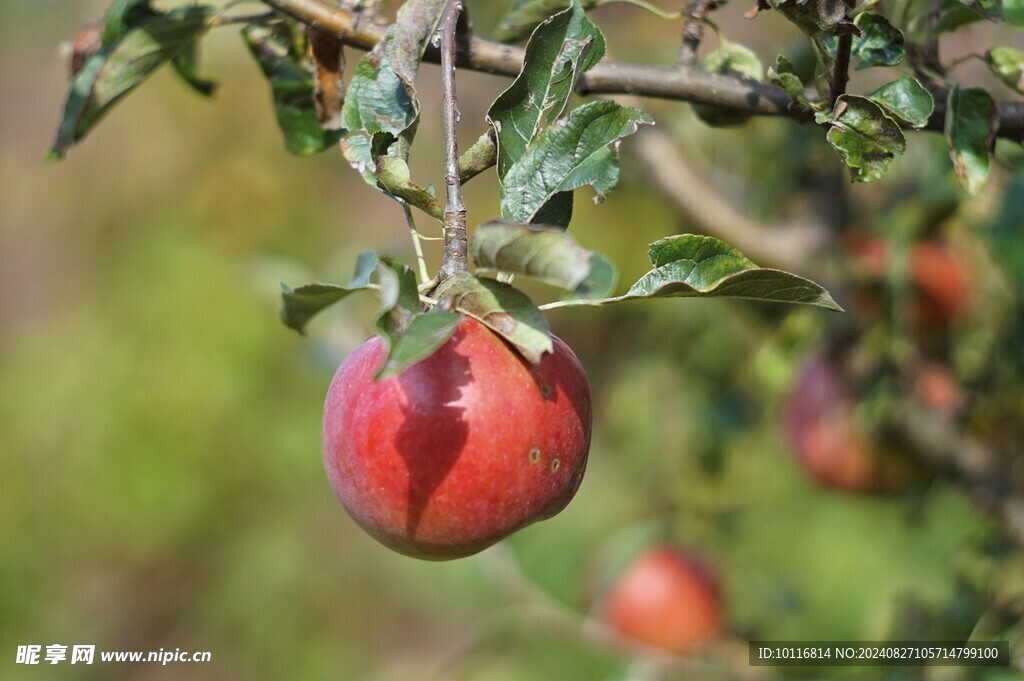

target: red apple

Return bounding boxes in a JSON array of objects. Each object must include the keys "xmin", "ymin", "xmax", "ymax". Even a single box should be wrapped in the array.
[
  {"xmin": 598, "ymin": 545, "xmax": 722, "ymax": 654},
  {"xmin": 908, "ymin": 241, "xmax": 969, "ymax": 333},
  {"xmin": 785, "ymin": 355, "xmax": 919, "ymax": 493},
  {"xmin": 322, "ymin": 317, "xmax": 592, "ymax": 560},
  {"xmin": 847, "ymin": 236, "xmax": 969, "ymax": 333},
  {"xmin": 912, "ymin": 361, "xmax": 963, "ymax": 417}
]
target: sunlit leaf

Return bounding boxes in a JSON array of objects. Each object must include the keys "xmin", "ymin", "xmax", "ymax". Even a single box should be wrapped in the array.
[
  {"xmin": 488, "ymin": 1, "xmax": 605, "ymax": 179},
  {"xmin": 488, "ymin": 1, "xmax": 607, "ymax": 224},
  {"xmin": 434, "ymin": 273, "xmax": 553, "ymax": 362},
  {"xmin": 500, "ymin": 100, "xmax": 653, "ymax": 224},
  {"xmin": 470, "ymin": 220, "xmax": 617, "ymax": 298},
  {"xmin": 375, "ymin": 308, "xmax": 463, "ymax": 378},
  {"xmin": 868, "ymin": 76, "xmax": 934, "ymax": 128},
  {"xmin": 375, "ymin": 156, "xmax": 442, "ymax": 221},
  {"xmin": 985, "ymin": 46, "xmax": 1024, "ymax": 94},
  {"xmin": 280, "ymin": 251, "xmax": 378, "ymax": 333},
  {"xmin": 547, "ymin": 234, "xmax": 842, "ymax": 310},
  {"xmin": 340, "ymin": 0, "xmax": 445, "ymax": 182},
  {"xmin": 944, "ymin": 86, "xmax": 995, "ymax": 193},
  {"xmin": 374, "ymin": 258, "xmax": 461, "ymax": 378}
]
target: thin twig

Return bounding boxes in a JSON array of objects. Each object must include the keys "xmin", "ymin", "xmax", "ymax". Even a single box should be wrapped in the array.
[
  {"xmin": 829, "ymin": 2, "xmax": 856, "ymax": 107},
  {"xmin": 438, "ymin": 0, "xmax": 468, "ymax": 283},
  {"xmin": 257, "ymin": 0, "xmax": 1024, "ymax": 141},
  {"xmin": 677, "ymin": 0, "xmax": 714, "ymax": 66},
  {"xmin": 402, "ymin": 203, "xmax": 431, "ymax": 285},
  {"xmin": 829, "ymin": 34, "xmax": 853, "ymax": 106},
  {"xmin": 211, "ymin": 11, "xmax": 277, "ymax": 27}
]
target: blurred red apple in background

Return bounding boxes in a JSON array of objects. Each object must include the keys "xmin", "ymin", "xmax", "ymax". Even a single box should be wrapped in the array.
[
  {"xmin": 597, "ymin": 545, "xmax": 722, "ymax": 654},
  {"xmin": 847, "ymin": 236, "xmax": 969, "ymax": 333},
  {"xmin": 785, "ymin": 355, "xmax": 920, "ymax": 494}
]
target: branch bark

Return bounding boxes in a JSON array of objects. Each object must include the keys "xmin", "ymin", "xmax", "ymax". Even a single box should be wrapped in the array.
[
  {"xmin": 438, "ymin": 0, "xmax": 467, "ymax": 282},
  {"xmin": 259, "ymin": 0, "xmax": 1024, "ymax": 141},
  {"xmin": 828, "ymin": 0, "xmax": 856, "ymax": 106},
  {"xmin": 677, "ymin": 0, "xmax": 714, "ymax": 66},
  {"xmin": 880, "ymin": 402, "xmax": 1024, "ymax": 548}
]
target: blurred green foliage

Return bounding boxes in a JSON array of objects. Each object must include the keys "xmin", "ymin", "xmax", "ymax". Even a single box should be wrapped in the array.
[{"xmin": 1, "ymin": 1, "xmax": 1022, "ymax": 679}]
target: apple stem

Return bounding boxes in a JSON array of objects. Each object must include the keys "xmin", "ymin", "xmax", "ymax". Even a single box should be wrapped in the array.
[{"xmin": 438, "ymin": 0, "xmax": 468, "ymax": 283}]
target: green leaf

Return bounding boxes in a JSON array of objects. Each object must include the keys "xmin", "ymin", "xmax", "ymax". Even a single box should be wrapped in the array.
[
  {"xmin": 1005, "ymin": 0, "xmax": 1024, "ymax": 28},
  {"xmin": 280, "ymin": 251, "xmax": 378, "ymax": 333},
  {"xmin": 988, "ymin": 170, "xmax": 1024, "ymax": 295},
  {"xmin": 172, "ymin": 41, "xmax": 217, "ymax": 96},
  {"xmin": 374, "ymin": 258, "xmax": 461, "ymax": 379},
  {"xmin": 493, "ymin": 0, "xmax": 601, "ymax": 42},
  {"xmin": 488, "ymin": 1, "xmax": 611, "ymax": 226},
  {"xmin": 102, "ymin": 0, "xmax": 153, "ymax": 47},
  {"xmin": 488, "ymin": 1, "xmax": 605, "ymax": 179},
  {"xmin": 851, "ymin": 13, "xmax": 904, "ymax": 69},
  {"xmin": 375, "ymin": 156, "xmax": 443, "ymax": 221},
  {"xmin": 470, "ymin": 220, "xmax": 617, "ymax": 298},
  {"xmin": 934, "ymin": 0, "xmax": 990, "ymax": 33},
  {"xmin": 985, "ymin": 46, "xmax": 1024, "ymax": 93},
  {"xmin": 281, "ymin": 252, "xmax": 461, "ymax": 376},
  {"xmin": 694, "ymin": 41, "xmax": 764, "ymax": 126},
  {"xmin": 50, "ymin": 6, "xmax": 214, "ymax": 159},
  {"xmin": 944, "ymin": 85, "xmax": 995, "ymax": 193},
  {"xmin": 243, "ymin": 23, "xmax": 342, "ymax": 156},
  {"xmin": 824, "ymin": 94, "xmax": 906, "ymax": 182},
  {"xmin": 868, "ymin": 76, "xmax": 934, "ymax": 128},
  {"xmin": 434, "ymin": 273, "xmax": 553, "ymax": 363},
  {"xmin": 500, "ymin": 100, "xmax": 653, "ymax": 224},
  {"xmin": 767, "ymin": 54, "xmax": 805, "ymax": 100},
  {"xmin": 375, "ymin": 308, "xmax": 463, "ymax": 379},
  {"xmin": 545, "ymin": 234, "xmax": 842, "ymax": 310},
  {"xmin": 340, "ymin": 0, "xmax": 445, "ymax": 182},
  {"xmin": 702, "ymin": 41, "xmax": 764, "ymax": 81}
]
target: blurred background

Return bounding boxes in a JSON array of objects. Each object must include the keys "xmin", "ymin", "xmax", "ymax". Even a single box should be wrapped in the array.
[{"xmin": 1, "ymin": 0, "xmax": 1022, "ymax": 679}]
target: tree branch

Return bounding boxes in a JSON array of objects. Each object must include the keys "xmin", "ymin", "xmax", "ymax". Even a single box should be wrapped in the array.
[
  {"xmin": 829, "ymin": 35, "xmax": 853, "ymax": 106},
  {"xmin": 880, "ymin": 402, "xmax": 1024, "ymax": 548},
  {"xmin": 258, "ymin": 0, "xmax": 1024, "ymax": 141},
  {"xmin": 677, "ymin": 0, "xmax": 714, "ymax": 66},
  {"xmin": 632, "ymin": 127, "xmax": 831, "ymax": 275},
  {"xmin": 438, "ymin": 0, "xmax": 467, "ymax": 282}
]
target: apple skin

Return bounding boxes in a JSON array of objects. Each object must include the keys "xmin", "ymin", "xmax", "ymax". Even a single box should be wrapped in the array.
[
  {"xmin": 322, "ymin": 317, "xmax": 592, "ymax": 560},
  {"xmin": 908, "ymin": 241, "xmax": 969, "ymax": 333},
  {"xmin": 785, "ymin": 355, "xmax": 918, "ymax": 494},
  {"xmin": 598, "ymin": 546, "xmax": 721, "ymax": 654},
  {"xmin": 848, "ymin": 237, "xmax": 969, "ymax": 333}
]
